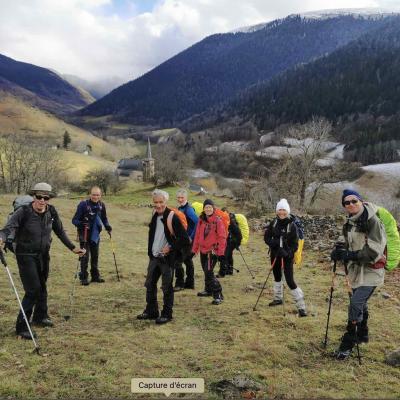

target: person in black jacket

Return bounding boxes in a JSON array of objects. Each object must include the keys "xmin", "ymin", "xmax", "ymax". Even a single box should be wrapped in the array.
[
  {"xmin": 218, "ymin": 212, "xmax": 242, "ymax": 277},
  {"xmin": 137, "ymin": 189, "xmax": 190, "ymax": 325},
  {"xmin": 264, "ymin": 199, "xmax": 307, "ymax": 317},
  {"xmin": 0, "ymin": 183, "xmax": 85, "ymax": 339}
]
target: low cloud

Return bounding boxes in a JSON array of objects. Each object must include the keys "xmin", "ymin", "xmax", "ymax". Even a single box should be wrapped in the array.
[{"xmin": 0, "ymin": 0, "xmax": 386, "ymax": 84}]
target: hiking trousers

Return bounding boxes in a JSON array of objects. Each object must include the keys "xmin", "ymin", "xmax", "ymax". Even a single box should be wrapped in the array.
[
  {"xmin": 348, "ymin": 286, "xmax": 376, "ymax": 323},
  {"xmin": 80, "ymin": 240, "xmax": 100, "ymax": 279},
  {"xmin": 175, "ymin": 253, "xmax": 195, "ymax": 287},
  {"xmin": 144, "ymin": 257, "xmax": 174, "ymax": 318},
  {"xmin": 15, "ymin": 253, "xmax": 50, "ymax": 332},
  {"xmin": 271, "ymin": 255, "xmax": 297, "ymax": 290},
  {"xmin": 200, "ymin": 253, "xmax": 222, "ymax": 298}
]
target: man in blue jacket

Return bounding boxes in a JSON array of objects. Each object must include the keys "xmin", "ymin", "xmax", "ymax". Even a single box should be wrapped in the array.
[
  {"xmin": 72, "ymin": 186, "xmax": 112, "ymax": 285},
  {"xmin": 174, "ymin": 189, "xmax": 198, "ymax": 291}
]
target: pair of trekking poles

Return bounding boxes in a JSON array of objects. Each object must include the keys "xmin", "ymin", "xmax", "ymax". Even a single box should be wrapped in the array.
[
  {"xmin": 323, "ymin": 258, "xmax": 362, "ymax": 365},
  {"xmin": 64, "ymin": 227, "xmax": 120, "ymax": 322}
]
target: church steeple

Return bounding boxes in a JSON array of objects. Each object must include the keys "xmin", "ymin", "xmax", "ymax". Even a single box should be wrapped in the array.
[{"xmin": 142, "ymin": 137, "xmax": 155, "ymax": 182}]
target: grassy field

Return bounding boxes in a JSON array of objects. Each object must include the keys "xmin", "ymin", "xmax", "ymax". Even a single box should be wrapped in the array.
[{"xmin": 0, "ymin": 188, "xmax": 400, "ymax": 399}]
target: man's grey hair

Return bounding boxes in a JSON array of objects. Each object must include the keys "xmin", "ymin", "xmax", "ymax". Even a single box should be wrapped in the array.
[
  {"xmin": 176, "ymin": 189, "xmax": 188, "ymax": 198},
  {"xmin": 152, "ymin": 189, "xmax": 169, "ymax": 201}
]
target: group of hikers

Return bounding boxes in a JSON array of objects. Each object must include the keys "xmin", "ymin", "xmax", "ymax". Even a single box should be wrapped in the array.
[{"xmin": 0, "ymin": 182, "xmax": 390, "ymax": 361}]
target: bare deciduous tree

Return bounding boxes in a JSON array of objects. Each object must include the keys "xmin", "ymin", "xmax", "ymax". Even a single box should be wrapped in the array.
[{"xmin": 0, "ymin": 136, "xmax": 67, "ymax": 194}]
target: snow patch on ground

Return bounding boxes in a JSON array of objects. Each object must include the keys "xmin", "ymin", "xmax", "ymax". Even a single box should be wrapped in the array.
[{"xmin": 362, "ymin": 162, "xmax": 400, "ymax": 178}]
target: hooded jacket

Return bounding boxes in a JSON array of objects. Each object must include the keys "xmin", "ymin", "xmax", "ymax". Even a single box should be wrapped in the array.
[
  {"xmin": 343, "ymin": 202, "xmax": 386, "ymax": 288},
  {"xmin": 192, "ymin": 213, "xmax": 227, "ymax": 256}
]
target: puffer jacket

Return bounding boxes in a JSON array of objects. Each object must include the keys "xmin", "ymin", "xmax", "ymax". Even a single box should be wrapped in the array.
[
  {"xmin": 192, "ymin": 213, "xmax": 227, "ymax": 256},
  {"xmin": 343, "ymin": 202, "xmax": 386, "ymax": 288}
]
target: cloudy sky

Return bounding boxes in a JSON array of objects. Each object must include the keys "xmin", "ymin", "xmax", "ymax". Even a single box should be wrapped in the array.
[{"xmin": 0, "ymin": 0, "xmax": 398, "ymax": 85}]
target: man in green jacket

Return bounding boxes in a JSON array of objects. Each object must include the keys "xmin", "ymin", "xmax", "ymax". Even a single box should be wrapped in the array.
[{"xmin": 331, "ymin": 189, "xmax": 386, "ymax": 360}]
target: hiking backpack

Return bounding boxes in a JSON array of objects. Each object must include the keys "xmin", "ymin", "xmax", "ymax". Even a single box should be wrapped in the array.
[
  {"xmin": 235, "ymin": 213, "xmax": 250, "ymax": 245},
  {"xmin": 166, "ymin": 207, "xmax": 188, "ymax": 236},
  {"xmin": 376, "ymin": 207, "xmax": 400, "ymax": 271}
]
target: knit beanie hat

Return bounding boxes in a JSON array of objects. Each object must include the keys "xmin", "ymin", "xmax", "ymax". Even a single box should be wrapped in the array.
[
  {"xmin": 276, "ymin": 198, "xmax": 290, "ymax": 214},
  {"xmin": 341, "ymin": 189, "xmax": 363, "ymax": 206},
  {"xmin": 203, "ymin": 199, "xmax": 215, "ymax": 208}
]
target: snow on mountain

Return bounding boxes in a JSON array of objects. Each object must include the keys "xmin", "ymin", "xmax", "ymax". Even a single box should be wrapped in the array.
[
  {"xmin": 362, "ymin": 162, "xmax": 400, "ymax": 178},
  {"xmin": 233, "ymin": 8, "xmax": 400, "ymax": 34}
]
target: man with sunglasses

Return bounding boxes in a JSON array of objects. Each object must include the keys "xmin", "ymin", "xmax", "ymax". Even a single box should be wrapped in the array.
[
  {"xmin": 330, "ymin": 189, "xmax": 386, "ymax": 360},
  {"xmin": 0, "ymin": 182, "xmax": 85, "ymax": 339}
]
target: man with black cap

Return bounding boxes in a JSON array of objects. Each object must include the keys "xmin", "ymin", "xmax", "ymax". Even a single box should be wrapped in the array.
[
  {"xmin": 330, "ymin": 189, "xmax": 386, "ymax": 360},
  {"xmin": 192, "ymin": 199, "xmax": 226, "ymax": 305},
  {"xmin": 0, "ymin": 182, "xmax": 85, "ymax": 339}
]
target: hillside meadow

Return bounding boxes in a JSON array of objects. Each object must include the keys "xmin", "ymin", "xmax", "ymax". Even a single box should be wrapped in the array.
[{"xmin": 0, "ymin": 186, "xmax": 399, "ymax": 399}]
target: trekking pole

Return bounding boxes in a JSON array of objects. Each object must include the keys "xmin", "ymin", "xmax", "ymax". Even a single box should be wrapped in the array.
[
  {"xmin": 253, "ymin": 257, "xmax": 277, "ymax": 311},
  {"xmin": 238, "ymin": 248, "xmax": 255, "ymax": 279},
  {"xmin": 281, "ymin": 257, "xmax": 285, "ymax": 317},
  {"xmin": 63, "ymin": 258, "xmax": 80, "ymax": 322},
  {"xmin": 64, "ymin": 224, "xmax": 88, "ymax": 321},
  {"xmin": 323, "ymin": 260, "xmax": 337, "ymax": 348},
  {"xmin": 0, "ymin": 249, "xmax": 40, "ymax": 354},
  {"xmin": 108, "ymin": 232, "xmax": 120, "ymax": 282}
]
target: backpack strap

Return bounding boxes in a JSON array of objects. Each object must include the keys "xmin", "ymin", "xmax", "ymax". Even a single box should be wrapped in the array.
[{"xmin": 167, "ymin": 211, "xmax": 175, "ymax": 237}]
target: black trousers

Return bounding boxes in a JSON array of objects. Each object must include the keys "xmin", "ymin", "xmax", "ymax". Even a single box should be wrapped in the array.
[
  {"xmin": 144, "ymin": 257, "xmax": 174, "ymax": 318},
  {"xmin": 80, "ymin": 240, "xmax": 100, "ymax": 279},
  {"xmin": 219, "ymin": 241, "xmax": 236, "ymax": 275},
  {"xmin": 175, "ymin": 253, "xmax": 195, "ymax": 287},
  {"xmin": 200, "ymin": 253, "xmax": 222, "ymax": 298},
  {"xmin": 271, "ymin": 255, "xmax": 297, "ymax": 290},
  {"xmin": 15, "ymin": 253, "xmax": 50, "ymax": 332}
]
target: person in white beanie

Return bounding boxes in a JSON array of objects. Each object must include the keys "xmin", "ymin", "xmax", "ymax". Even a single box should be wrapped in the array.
[{"xmin": 264, "ymin": 199, "xmax": 307, "ymax": 317}]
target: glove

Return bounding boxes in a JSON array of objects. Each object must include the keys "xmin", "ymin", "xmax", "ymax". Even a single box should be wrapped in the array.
[
  {"xmin": 277, "ymin": 248, "xmax": 288, "ymax": 258},
  {"xmin": 105, "ymin": 225, "xmax": 112, "ymax": 233},
  {"xmin": 330, "ymin": 248, "xmax": 358, "ymax": 262},
  {"xmin": 235, "ymin": 245, "xmax": 240, "ymax": 251}
]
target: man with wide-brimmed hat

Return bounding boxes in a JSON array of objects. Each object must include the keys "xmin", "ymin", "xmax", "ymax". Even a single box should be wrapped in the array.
[{"xmin": 0, "ymin": 182, "xmax": 85, "ymax": 340}]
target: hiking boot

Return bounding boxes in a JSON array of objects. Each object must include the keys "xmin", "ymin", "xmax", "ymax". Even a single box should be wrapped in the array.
[
  {"xmin": 32, "ymin": 318, "xmax": 54, "ymax": 328},
  {"xmin": 357, "ymin": 312, "xmax": 369, "ymax": 343},
  {"xmin": 336, "ymin": 324, "xmax": 356, "ymax": 360},
  {"xmin": 17, "ymin": 330, "xmax": 37, "ymax": 340},
  {"xmin": 298, "ymin": 309, "xmax": 307, "ymax": 317},
  {"xmin": 357, "ymin": 325, "xmax": 369, "ymax": 343},
  {"xmin": 227, "ymin": 267, "xmax": 234, "ymax": 275},
  {"xmin": 80, "ymin": 278, "xmax": 90, "ymax": 286},
  {"xmin": 137, "ymin": 311, "xmax": 159, "ymax": 320},
  {"xmin": 268, "ymin": 299, "xmax": 283, "ymax": 307},
  {"xmin": 197, "ymin": 290, "xmax": 212, "ymax": 297},
  {"xmin": 173, "ymin": 286, "xmax": 185, "ymax": 292},
  {"xmin": 91, "ymin": 277, "xmax": 105, "ymax": 283},
  {"xmin": 212, "ymin": 293, "xmax": 224, "ymax": 305},
  {"xmin": 155, "ymin": 316, "xmax": 172, "ymax": 325}
]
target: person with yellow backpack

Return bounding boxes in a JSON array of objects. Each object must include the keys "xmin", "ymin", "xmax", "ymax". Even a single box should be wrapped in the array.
[{"xmin": 264, "ymin": 199, "xmax": 307, "ymax": 317}]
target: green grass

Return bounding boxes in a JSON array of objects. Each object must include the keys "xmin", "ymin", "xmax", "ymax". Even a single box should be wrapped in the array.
[{"xmin": 0, "ymin": 192, "xmax": 400, "ymax": 399}]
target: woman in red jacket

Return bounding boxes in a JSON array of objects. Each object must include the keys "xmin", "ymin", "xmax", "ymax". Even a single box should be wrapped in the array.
[{"xmin": 192, "ymin": 199, "xmax": 227, "ymax": 305}]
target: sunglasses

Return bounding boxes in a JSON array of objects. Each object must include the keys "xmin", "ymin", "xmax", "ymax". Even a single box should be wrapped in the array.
[
  {"xmin": 35, "ymin": 195, "xmax": 50, "ymax": 201},
  {"xmin": 343, "ymin": 199, "xmax": 359, "ymax": 206}
]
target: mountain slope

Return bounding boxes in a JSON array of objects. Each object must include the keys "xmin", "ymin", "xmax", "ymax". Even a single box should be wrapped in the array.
[
  {"xmin": 183, "ymin": 17, "xmax": 400, "ymax": 136},
  {"xmin": 0, "ymin": 53, "xmax": 93, "ymax": 114},
  {"xmin": 80, "ymin": 14, "xmax": 388, "ymax": 125}
]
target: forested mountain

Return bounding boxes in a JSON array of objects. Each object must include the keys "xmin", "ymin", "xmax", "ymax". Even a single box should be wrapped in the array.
[
  {"xmin": 80, "ymin": 14, "xmax": 388, "ymax": 125},
  {"xmin": 0, "ymin": 54, "xmax": 93, "ymax": 114},
  {"xmin": 182, "ymin": 16, "xmax": 400, "ymax": 165}
]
